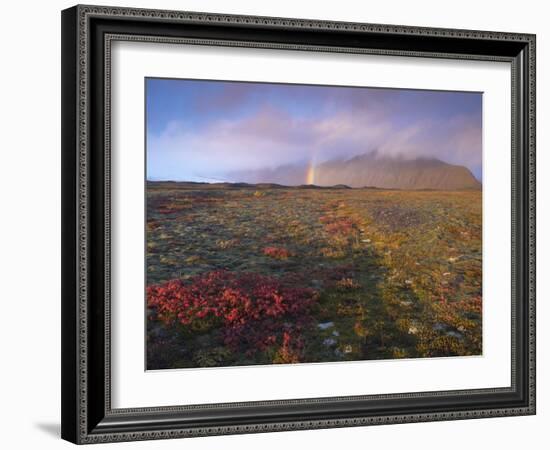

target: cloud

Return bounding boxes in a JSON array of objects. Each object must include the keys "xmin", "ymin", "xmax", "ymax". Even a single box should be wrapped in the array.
[
  {"xmin": 196, "ymin": 82, "xmax": 257, "ymax": 112},
  {"xmin": 146, "ymin": 82, "xmax": 482, "ymax": 181},
  {"xmin": 148, "ymin": 107, "xmax": 396, "ymax": 179}
]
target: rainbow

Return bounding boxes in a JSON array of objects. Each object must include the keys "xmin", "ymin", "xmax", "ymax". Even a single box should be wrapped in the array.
[{"xmin": 306, "ymin": 162, "xmax": 316, "ymax": 185}]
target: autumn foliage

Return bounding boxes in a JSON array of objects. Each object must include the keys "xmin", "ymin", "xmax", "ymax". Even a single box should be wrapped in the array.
[
  {"xmin": 263, "ymin": 246, "xmax": 292, "ymax": 259},
  {"xmin": 147, "ymin": 270, "xmax": 317, "ymax": 361}
]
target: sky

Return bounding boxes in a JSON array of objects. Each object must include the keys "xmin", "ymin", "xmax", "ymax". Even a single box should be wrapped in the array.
[{"xmin": 146, "ymin": 78, "xmax": 482, "ymax": 182}]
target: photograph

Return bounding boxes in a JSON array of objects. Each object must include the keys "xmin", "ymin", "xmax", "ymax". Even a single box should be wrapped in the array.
[
  {"xmin": 57, "ymin": 3, "xmax": 537, "ymax": 445},
  {"xmin": 145, "ymin": 78, "xmax": 483, "ymax": 370}
]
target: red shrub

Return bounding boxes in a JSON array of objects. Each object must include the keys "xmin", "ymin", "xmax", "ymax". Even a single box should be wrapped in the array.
[
  {"xmin": 324, "ymin": 218, "xmax": 356, "ymax": 236},
  {"xmin": 455, "ymin": 295, "xmax": 482, "ymax": 314},
  {"xmin": 263, "ymin": 246, "xmax": 291, "ymax": 259},
  {"xmin": 147, "ymin": 271, "xmax": 317, "ymax": 360},
  {"xmin": 273, "ymin": 330, "xmax": 304, "ymax": 364}
]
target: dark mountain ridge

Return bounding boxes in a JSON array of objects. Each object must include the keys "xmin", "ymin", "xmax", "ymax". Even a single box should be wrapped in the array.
[{"xmin": 230, "ymin": 152, "xmax": 481, "ymax": 190}]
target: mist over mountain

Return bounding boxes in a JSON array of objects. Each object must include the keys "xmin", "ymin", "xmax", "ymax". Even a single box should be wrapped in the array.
[{"xmin": 229, "ymin": 152, "xmax": 481, "ymax": 190}]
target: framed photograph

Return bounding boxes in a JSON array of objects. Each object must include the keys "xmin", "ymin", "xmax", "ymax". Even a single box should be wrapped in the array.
[{"xmin": 61, "ymin": 4, "xmax": 536, "ymax": 444}]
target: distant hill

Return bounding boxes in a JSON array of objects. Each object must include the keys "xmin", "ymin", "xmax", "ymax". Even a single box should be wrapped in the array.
[{"xmin": 230, "ymin": 152, "xmax": 481, "ymax": 190}]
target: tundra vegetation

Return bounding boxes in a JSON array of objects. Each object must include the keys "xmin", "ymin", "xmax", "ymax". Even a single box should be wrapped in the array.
[{"xmin": 146, "ymin": 182, "xmax": 482, "ymax": 369}]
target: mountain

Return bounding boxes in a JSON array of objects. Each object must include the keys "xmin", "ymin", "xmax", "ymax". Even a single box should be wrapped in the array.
[{"xmin": 230, "ymin": 153, "xmax": 481, "ymax": 190}]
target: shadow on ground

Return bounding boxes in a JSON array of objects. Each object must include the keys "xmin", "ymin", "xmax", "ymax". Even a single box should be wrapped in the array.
[{"xmin": 35, "ymin": 422, "xmax": 60, "ymax": 438}]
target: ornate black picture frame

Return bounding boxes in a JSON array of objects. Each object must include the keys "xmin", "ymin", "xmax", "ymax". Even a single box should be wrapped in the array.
[{"xmin": 61, "ymin": 4, "xmax": 536, "ymax": 444}]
